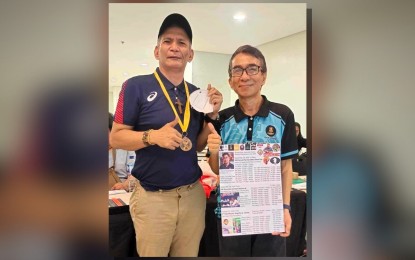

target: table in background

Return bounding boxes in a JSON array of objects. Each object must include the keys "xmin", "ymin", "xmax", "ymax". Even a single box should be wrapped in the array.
[
  {"xmin": 109, "ymin": 190, "xmax": 306, "ymax": 257},
  {"xmin": 109, "ymin": 192, "xmax": 138, "ymax": 257}
]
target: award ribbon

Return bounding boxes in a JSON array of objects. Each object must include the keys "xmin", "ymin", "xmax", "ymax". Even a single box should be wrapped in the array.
[{"xmin": 154, "ymin": 71, "xmax": 192, "ymax": 151}]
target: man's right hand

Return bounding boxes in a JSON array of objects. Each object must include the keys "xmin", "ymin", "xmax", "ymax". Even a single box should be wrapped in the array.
[
  {"xmin": 150, "ymin": 117, "xmax": 183, "ymax": 150},
  {"xmin": 207, "ymin": 123, "xmax": 221, "ymax": 154}
]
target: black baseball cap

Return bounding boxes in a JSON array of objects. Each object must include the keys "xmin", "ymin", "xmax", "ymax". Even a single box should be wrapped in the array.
[{"xmin": 158, "ymin": 13, "xmax": 192, "ymax": 43}]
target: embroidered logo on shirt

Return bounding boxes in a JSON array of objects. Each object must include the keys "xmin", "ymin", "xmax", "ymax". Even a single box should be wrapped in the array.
[
  {"xmin": 266, "ymin": 125, "xmax": 276, "ymax": 137},
  {"xmin": 147, "ymin": 91, "xmax": 158, "ymax": 102}
]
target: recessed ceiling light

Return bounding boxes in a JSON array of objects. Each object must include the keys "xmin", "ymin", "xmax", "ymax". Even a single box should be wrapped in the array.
[
  {"xmin": 140, "ymin": 63, "xmax": 148, "ymax": 67},
  {"xmin": 123, "ymin": 72, "xmax": 129, "ymax": 77},
  {"xmin": 233, "ymin": 13, "xmax": 246, "ymax": 21}
]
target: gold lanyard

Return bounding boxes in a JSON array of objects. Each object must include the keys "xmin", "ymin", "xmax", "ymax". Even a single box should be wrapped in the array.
[{"xmin": 154, "ymin": 71, "xmax": 190, "ymax": 133}]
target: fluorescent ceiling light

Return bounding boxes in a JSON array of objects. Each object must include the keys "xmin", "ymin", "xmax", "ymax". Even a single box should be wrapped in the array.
[{"xmin": 233, "ymin": 13, "xmax": 246, "ymax": 21}]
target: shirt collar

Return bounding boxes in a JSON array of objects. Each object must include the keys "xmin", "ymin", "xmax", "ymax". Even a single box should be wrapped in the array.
[
  {"xmin": 233, "ymin": 95, "xmax": 270, "ymax": 123},
  {"xmin": 155, "ymin": 67, "xmax": 186, "ymax": 93}
]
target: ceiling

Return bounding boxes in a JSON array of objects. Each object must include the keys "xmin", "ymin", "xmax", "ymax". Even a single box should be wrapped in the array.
[{"xmin": 109, "ymin": 3, "xmax": 306, "ymax": 86}]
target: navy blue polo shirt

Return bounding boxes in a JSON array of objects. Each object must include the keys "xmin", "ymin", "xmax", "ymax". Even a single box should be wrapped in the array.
[
  {"xmin": 213, "ymin": 95, "xmax": 298, "ymax": 218},
  {"xmin": 114, "ymin": 67, "xmax": 204, "ymax": 191}
]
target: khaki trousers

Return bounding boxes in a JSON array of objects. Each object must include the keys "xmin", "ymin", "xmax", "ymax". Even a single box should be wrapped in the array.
[{"xmin": 129, "ymin": 180, "xmax": 206, "ymax": 257}]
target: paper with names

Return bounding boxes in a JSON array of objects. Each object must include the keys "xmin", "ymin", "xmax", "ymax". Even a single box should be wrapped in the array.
[
  {"xmin": 219, "ymin": 143, "xmax": 285, "ymax": 236},
  {"xmin": 189, "ymin": 89, "xmax": 213, "ymax": 113}
]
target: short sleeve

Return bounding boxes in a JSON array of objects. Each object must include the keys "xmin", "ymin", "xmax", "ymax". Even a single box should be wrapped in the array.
[
  {"xmin": 114, "ymin": 79, "xmax": 140, "ymax": 126},
  {"xmin": 281, "ymin": 109, "xmax": 299, "ymax": 159}
]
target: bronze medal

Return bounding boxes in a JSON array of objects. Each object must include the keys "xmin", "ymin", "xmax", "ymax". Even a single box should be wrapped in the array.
[
  {"xmin": 154, "ymin": 71, "xmax": 193, "ymax": 152},
  {"xmin": 180, "ymin": 136, "xmax": 192, "ymax": 151}
]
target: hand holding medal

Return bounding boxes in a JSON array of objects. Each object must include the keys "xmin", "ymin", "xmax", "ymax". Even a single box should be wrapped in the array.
[
  {"xmin": 206, "ymin": 84, "xmax": 223, "ymax": 117},
  {"xmin": 189, "ymin": 84, "xmax": 223, "ymax": 116},
  {"xmin": 154, "ymin": 71, "xmax": 193, "ymax": 151}
]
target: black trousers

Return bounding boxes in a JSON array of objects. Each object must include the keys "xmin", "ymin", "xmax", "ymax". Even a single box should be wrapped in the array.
[{"xmin": 216, "ymin": 218, "xmax": 286, "ymax": 257}]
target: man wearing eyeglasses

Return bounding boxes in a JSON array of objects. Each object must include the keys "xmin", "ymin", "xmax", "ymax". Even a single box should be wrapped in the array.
[{"xmin": 206, "ymin": 45, "xmax": 298, "ymax": 256}]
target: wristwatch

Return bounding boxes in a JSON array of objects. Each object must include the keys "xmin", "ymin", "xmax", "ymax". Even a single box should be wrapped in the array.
[
  {"xmin": 142, "ymin": 129, "xmax": 153, "ymax": 146},
  {"xmin": 204, "ymin": 113, "xmax": 220, "ymax": 124},
  {"xmin": 283, "ymin": 204, "xmax": 291, "ymax": 212}
]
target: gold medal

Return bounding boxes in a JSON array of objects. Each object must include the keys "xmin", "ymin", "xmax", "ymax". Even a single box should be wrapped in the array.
[{"xmin": 180, "ymin": 136, "xmax": 192, "ymax": 151}]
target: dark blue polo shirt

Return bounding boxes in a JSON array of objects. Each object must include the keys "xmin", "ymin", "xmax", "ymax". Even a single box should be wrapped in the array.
[{"xmin": 114, "ymin": 68, "xmax": 204, "ymax": 191}]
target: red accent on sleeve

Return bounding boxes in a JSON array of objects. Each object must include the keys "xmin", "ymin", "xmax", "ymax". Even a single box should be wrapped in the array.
[{"xmin": 114, "ymin": 80, "xmax": 128, "ymax": 124}]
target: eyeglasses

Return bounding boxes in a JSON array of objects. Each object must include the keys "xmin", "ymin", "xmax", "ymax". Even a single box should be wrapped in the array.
[{"xmin": 231, "ymin": 65, "xmax": 262, "ymax": 77}]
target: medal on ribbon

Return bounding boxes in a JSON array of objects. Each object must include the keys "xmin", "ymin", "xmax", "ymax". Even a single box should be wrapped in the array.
[
  {"xmin": 180, "ymin": 134, "xmax": 192, "ymax": 151},
  {"xmin": 154, "ymin": 71, "xmax": 192, "ymax": 152}
]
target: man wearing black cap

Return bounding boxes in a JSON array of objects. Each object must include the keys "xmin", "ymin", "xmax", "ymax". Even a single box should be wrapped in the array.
[{"xmin": 110, "ymin": 13, "xmax": 223, "ymax": 256}]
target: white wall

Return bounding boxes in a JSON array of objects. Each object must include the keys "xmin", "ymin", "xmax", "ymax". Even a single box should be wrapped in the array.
[
  {"xmin": 109, "ymin": 90, "xmax": 114, "ymax": 114},
  {"xmin": 192, "ymin": 33, "xmax": 307, "ymax": 135},
  {"xmin": 109, "ymin": 32, "xmax": 307, "ymax": 136},
  {"xmin": 109, "ymin": 86, "xmax": 121, "ymax": 115},
  {"xmin": 184, "ymin": 62, "xmax": 193, "ymax": 84},
  {"xmin": 192, "ymin": 51, "xmax": 231, "ymax": 106},
  {"xmin": 258, "ymin": 31, "xmax": 307, "ymax": 136}
]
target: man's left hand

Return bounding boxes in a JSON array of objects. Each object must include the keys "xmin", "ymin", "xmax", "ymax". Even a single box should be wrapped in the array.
[{"xmin": 272, "ymin": 209, "xmax": 292, "ymax": 237}]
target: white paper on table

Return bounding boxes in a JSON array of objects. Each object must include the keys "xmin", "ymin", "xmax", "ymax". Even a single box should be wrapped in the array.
[
  {"xmin": 189, "ymin": 89, "xmax": 213, "ymax": 113},
  {"xmin": 109, "ymin": 190, "xmax": 127, "ymax": 195},
  {"xmin": 292, "ymin": 183, "xmax": 307, "ymax": 190}
]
